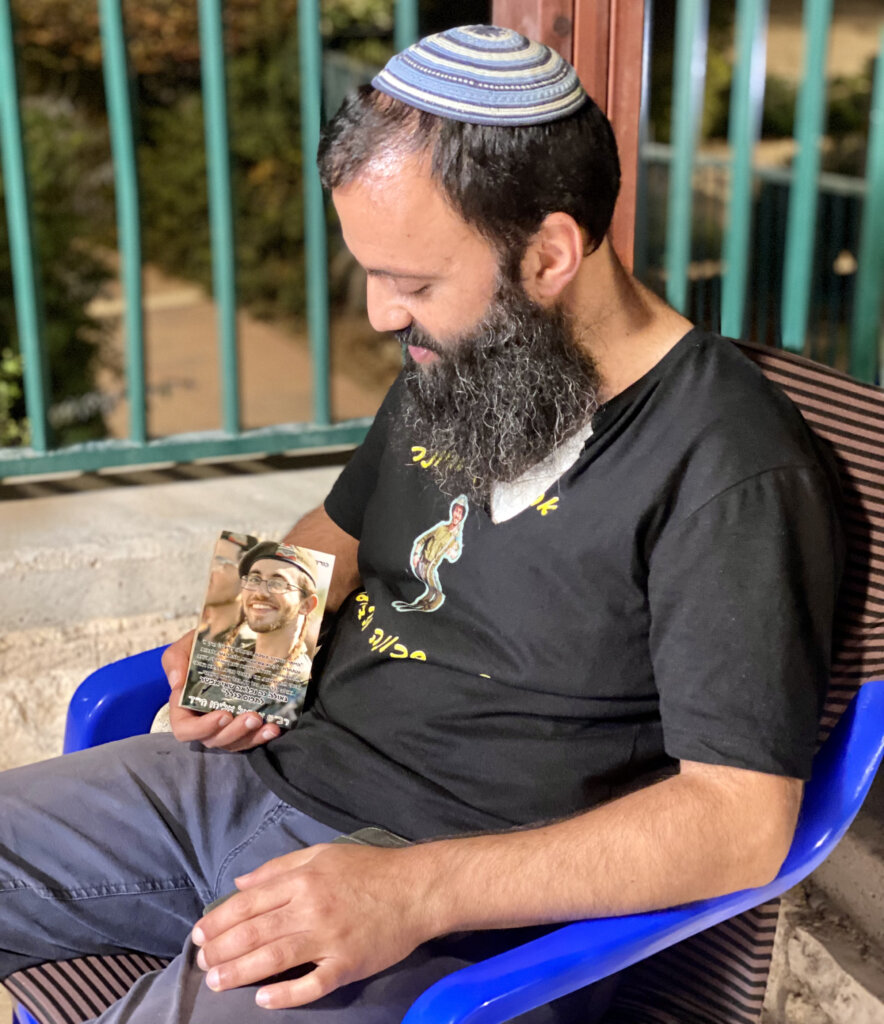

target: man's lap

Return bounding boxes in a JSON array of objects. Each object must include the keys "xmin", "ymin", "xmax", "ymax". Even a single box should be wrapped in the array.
[{"xmin": 0, "ymin": 734, "xmax": 615, "ymax": 1023}]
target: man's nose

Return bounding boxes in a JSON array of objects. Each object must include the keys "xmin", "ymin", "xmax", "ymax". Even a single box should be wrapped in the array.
[{"xmin": 366, "ymin": 277, "xmax": 412, "ymax": 334}]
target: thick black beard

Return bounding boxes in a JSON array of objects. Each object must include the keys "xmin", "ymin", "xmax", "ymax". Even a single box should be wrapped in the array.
[{"xmin": 398, "ymin": 276, "xmax": 601, "ymax": 505}]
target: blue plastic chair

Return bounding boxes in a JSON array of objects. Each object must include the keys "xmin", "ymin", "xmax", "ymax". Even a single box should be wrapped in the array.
[{"xmin": 13, "ymin": 645, "xmax": 882, "ymax": 1024}]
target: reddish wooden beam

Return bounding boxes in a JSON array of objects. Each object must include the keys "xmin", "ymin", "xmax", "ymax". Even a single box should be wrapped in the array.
[
  {"xmin": 492, "ymin": 0, "xmax": 646, "ymax": 271},
  {"xmin": 491, "ymin": 0, "xmax": 574, "ymax": 60},
  {"xmin": 604, "ymin": 0, "xmax": 646, "ymax": 271},
  {"xmin": 572, "ymin": 2, "xmax": 610, "ymax": 112}
]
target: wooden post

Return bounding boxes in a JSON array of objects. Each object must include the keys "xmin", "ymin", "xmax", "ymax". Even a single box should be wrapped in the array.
[
  {"xmin": 491, "ymin": 0, "xmax": 645, "ymax": 270},
  {"xmin": 490, "ymin": 0, "xmax": 574, "ymax": 59}
]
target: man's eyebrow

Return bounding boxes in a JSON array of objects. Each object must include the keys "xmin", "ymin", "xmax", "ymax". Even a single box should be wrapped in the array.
[{"xmin": 366, "ymin": 268, "xmax": 437, "ymax": 281}]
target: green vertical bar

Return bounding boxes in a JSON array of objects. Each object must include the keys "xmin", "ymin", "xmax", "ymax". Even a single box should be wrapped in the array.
[
  {"xmin": 633, "ymin": 0, "xmax": 654, "ymax": 283},
  {"xmin": 299, "ymin": 0, "xmax": 330, "ymax": 425},
  {"xmin": 665, "ymin": 0, "xmax": 709, "ymax": 314},
  {"xmin": 780, "ymin": 0, "xmax": 833, "ymax": 353},
  {"xmin": 849, "ymin": 29, "xmax": 884, "ymax": 384},
  {"xmin": 394, "ymin": 0, "xmax": 419, "ymax": 52},
  {"xmin": 0, "ymin": 0, "xmax": 50, "ymax": 450},
  {"xmin": 198, "ymin": 0, "xmax": 240, "ymax": 434},
  {"xmin": 721, "ymin": 0, "xmax": 768, "ymax": 339},
  {"xmin": 98, "ymin": 0, "xmax": 146, "ymax": 443}
]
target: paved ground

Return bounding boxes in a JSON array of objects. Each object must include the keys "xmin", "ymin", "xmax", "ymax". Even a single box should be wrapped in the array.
[
  {"xmin": 766, "ymin": 0, "xmax": 881, "ymax": 83},
  {"xmin": 88, "ymin": 262, "xmax": 399, "ymax": 440}
]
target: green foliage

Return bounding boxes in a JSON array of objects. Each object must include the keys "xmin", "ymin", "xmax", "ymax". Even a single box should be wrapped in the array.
[
  {"xmin": 139, "ymin": 4, "xmax": 307, "ymax": 319},
  {"xmin": 0, "ymin": 348, "xmax": 27, "ymax": 445},
  {"xmin": 321, "ymin": 0, "xmax": 393, "ymax": 39},
  {"xmin": 761, "ymin": 76, "xmax": 797, "ymax": 138},
  {"xmin": 0, "ymin": 99, "xmax": 112, "ymax": 446}
]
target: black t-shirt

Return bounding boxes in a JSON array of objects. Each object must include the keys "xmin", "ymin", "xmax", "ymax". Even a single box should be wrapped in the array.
[{"xmin": 248, "ymin": 330, "xmax": 843, "ymax": 841}]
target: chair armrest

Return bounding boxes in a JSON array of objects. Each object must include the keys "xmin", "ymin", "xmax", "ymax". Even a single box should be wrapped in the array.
[
  {"xmin": 403, "ymin": 680, "xmax": 884, "ymax": 1024},
  {"xmin": 63, "ymin": 645, "xmax": 171, "ymax": 753}
]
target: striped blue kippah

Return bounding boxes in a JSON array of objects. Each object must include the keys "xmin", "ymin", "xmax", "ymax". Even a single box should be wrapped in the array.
[{"xmin": 371, "ymin": 25, "xmax": 587, "ymax": 127}]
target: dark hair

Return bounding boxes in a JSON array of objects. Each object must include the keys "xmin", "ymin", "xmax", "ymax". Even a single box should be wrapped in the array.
[{"xmin": 318, "ymin": 86, "xmax": 621, "ymax": 276}]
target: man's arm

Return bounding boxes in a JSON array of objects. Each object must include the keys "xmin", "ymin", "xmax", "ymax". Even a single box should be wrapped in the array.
[
  {"xmin": 192, "ymin": 759, "xmax": 801, "ymax": 1008},
  {"xmin": 281, "ymin": 504, "xmax": 361, "ymax": 613},
  {"xmin": 164, "ymin": 504, "xmax": 359, "ymax": 751}
]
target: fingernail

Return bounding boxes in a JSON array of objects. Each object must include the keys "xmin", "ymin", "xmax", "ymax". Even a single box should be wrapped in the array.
[
  {"xmin": 246, "ymin": 715, "xmax": 262, "ymax": 729},
  {"xmin": 207, "ymin": 968, "xmax": 221, "ymax": 990},
  {"xmin": 261, "ymin": 728, "xmax": 276, "ymax": 740},
  {"xmin": 218, "ymin": 714, "xmax": 233, "ymax": 727},
  {"xmin": 256, "ymin": 989, "xmax": 272, "ymax": 1007},
  {"xmin": 192, "ymin": 925, "xmax": 205, "ymax": 945}
]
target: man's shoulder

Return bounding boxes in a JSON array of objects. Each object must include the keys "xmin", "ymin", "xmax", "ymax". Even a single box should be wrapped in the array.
[{"xmin": 640, "ymin": 329, "xmax": 822, "ymax": 469}]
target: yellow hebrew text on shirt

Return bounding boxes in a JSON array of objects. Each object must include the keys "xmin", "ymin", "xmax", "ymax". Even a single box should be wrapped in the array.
[
  {"xmin": 410, "ymin": 446, "xmax": 462, "ymax": 473},
  {"xmin": 368, "ymin": 627, "xmax": 427, "ymax": 661},
  {"xmin": 530, "ymin": 494, "xmax": 559, "ymax": 516},
  {"xmin": 355, "ymin": 594, "xmax": 426, "ymax": 661}
]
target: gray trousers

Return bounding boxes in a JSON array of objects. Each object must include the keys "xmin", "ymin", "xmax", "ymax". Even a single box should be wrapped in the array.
[{"xmin": 0, "ymin": 734, "xmax": 615, "ymax": 1023}]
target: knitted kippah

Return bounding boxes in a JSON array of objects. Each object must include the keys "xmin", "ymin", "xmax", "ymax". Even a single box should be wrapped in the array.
[{"xmin": 371, "ymin": 24, "xmax": 587, "ymax": 126}]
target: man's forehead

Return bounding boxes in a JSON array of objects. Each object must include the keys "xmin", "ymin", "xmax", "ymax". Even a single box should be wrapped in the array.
[
  {"xmin": 332, "ymin": 157, "xmax": 490, "ymax": 276},
  {"xmin": 251, "ymin": 558, "xmax": 298, "ymax": 580}
]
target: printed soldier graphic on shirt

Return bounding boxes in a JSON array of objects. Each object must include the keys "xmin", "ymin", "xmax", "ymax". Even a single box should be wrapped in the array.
[{"xmin": 392, "ymin": 495, "xmax": 469, "ymax": 613}]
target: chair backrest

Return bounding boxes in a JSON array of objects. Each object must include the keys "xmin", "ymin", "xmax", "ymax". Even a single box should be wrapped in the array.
[
  {"xmin": 606, "ymin": 342, "xmax": 884, "ymax": 1024},
  {"xmin": 738, "ymin": 341, "xmax": 884, "ymax": 730}
]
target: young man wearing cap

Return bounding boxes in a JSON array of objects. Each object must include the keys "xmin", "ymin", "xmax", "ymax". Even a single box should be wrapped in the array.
[
  {"xmin": 186, "ymin": 543, "xmax": 319, "ymax": 726},
  {"xmin": 0, "ymin": 26, "xmax": 841, "ymax": 1024}
]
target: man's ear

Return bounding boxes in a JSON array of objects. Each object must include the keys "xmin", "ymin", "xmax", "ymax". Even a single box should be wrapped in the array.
[{"xmin": 520, "ymin": 212, "xmax": 585, "ymax": 303}]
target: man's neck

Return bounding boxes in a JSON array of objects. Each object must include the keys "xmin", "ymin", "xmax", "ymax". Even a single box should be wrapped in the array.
[{"xmin": 566, "ymin": 239, "xmax": 693, "ymax": 403}]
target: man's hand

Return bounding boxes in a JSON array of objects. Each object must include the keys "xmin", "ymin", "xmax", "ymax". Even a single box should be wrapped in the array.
[
  {"xmin": 191, "ymin": 844, "xmax": 439, "ymax": 1008},
  {"xmin": 163, "ymin": 632, "xmax": 281, "ymax": 751}
]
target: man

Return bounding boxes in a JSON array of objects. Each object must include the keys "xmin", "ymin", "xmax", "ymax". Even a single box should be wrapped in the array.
[
  {"xmin": 196, "ymin": 531, "xmax": 258, "ymax": 644},
  {"xmin": 237, "ymin": 542, "xmax": 320, "ymax": 667},
  {"xmin": 0, "ymin": 26, "xmax": 842, "ymax": 1024}
]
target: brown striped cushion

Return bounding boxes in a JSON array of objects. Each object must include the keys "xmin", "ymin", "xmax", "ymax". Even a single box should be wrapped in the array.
[
  {"xmin": 603, "ymin": 341, "xmax": 884, "ymax": 1023},
  {"xmin": 3, "ymin": 343, "xmax": 882, "ymax": 1024},
  {"xmin": 3, "ymin": 953, "xmax": 171, "ymax": 1024}
]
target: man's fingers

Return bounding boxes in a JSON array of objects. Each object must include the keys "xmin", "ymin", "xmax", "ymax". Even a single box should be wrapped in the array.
[
  {"xmin": 205, "ymin": 937, "xmax": 318, "ymax": 995},
  {"xmin": 169, "ymin": 702, "xmax": 280, "ymax": 749},
  {"xmin": 195, "ymin": 883, "xmax": 291, "ymax": 947},
  {"xmin": 198, "ymin": 905, "xmax": 302, "ymax": 973},
  {"xmin": 161, "ymin": 631, "xmax": 195, "ymax": 690},
  {"xmin": 255, "ymin": 963, "xmax": 347, "ymax": 1009},
  {"xmin": 169, "ymin": 705, "xmax": 235, "ymax": 743},
  {"xmin": 199, "ymin": 714, "xmax": 271, "ymax": 750}
]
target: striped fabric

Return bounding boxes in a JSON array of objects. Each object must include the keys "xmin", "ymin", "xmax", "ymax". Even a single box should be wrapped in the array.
[
  {"xmin": 3, "ymin": 953, "xmax": 170, "ymax": 1024},
  {"xmin": 603, "ymin": 341, "xmax": 884, "ymax": 1024},
  {"xmin": 372, "ymin": 25, "xmax": 587, "ymax": 126},
  {"xmin": 3, "ymin": 342, "xmax": 882, "ymax": 1024}
]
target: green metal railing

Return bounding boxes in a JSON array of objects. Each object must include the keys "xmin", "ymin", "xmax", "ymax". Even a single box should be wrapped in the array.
[
  {"xmin": 0, "ymin": 0, "xmax": 419, "ymax": 479},
  {"xmin": 661, "ymin": 0, "xmax": 883, "ymax": 381},
  {"xmin": 1, "ymin": 1, "xmax": 882, "ymax": 480}
]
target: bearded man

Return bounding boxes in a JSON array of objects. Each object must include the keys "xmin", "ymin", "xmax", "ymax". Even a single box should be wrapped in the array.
[{"xmin": 0, "ymin": 26, "xmax": 842, "ymax": 1024}]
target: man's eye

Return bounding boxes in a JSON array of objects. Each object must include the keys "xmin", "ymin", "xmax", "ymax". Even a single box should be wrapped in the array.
[{"xmin": 402, "ymin": 284, "xmax": 430, "ymax": 298}]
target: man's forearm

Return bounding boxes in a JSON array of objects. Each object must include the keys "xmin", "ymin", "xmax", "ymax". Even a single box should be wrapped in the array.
[
  {"xmin": 283, "ymin": 504, "xmax": 360, "ymax": 612},
  {"xmin": 193, "ymin": 760, "xmax": 801, "ymax": 1007},
  {"xmin": 404, "ymin": 763, "xmax": 802, "ymax": 936}
]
